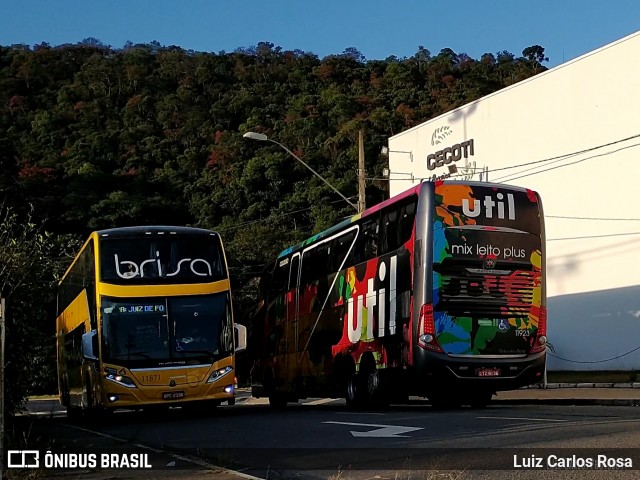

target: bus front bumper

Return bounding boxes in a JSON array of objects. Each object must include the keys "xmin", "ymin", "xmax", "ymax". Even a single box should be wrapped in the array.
[
  {"xmin": 102, "ymin": 379, "xmax": 236, "ymax": 409},
  {"xmin": 413, "ymin": 349, "xmax": 546, "ymax": 394}
]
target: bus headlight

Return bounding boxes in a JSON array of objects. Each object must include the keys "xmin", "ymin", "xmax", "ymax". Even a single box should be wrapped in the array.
[
  {"xmin": 105, "ymin": 372, "xmax": 137, "ymax": 388},
  {"xmin": 207, "ymin": 366, "xmax": 233, "ymax": 384}
]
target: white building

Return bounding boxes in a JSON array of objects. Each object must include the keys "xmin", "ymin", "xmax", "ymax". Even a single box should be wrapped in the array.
[{"xmin": 387, "ymin": 31, "xmax": 640, "ymax": 371}]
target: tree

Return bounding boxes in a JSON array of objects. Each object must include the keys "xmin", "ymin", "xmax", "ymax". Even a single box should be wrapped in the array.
[
  {"xmin": 522, "ymin": 45, "xmax": 549, "ymax": 73},
  {"xmin": 0, "ymin": 41, "xmax": 550, "ymax": 407},
  {"xmin": 0, "ymin": 204, "xmax": 79, "ymax": 418}
]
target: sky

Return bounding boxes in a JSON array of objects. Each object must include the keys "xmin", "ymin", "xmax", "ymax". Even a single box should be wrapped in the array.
[{"xmin": 2, "ymin": 1, "xmax": 640, "ymax": 68}]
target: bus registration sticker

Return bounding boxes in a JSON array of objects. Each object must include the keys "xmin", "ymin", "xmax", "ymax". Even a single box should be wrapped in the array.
[
  {"xmin": 476, "ymin": 368, "xmax": 501, "ymax": 377},
  {"xmin": 162, "ymin": 391, "xmax": 185, "ymax": 400}
]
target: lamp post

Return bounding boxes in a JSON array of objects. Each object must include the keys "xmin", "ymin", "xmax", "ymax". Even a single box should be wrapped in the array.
[{"xmin": 243, "ymin": 132, "xmax": 358, "ymax": 212}]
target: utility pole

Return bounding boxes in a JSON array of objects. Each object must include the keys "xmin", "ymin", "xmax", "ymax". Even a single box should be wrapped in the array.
[
  {"xmin": 0, "ymin": 297, "xmax": 5, "ymax": 477},
  {"xmin": 358, "ymin": 129, "xmax": 366, "ymax": 213}
]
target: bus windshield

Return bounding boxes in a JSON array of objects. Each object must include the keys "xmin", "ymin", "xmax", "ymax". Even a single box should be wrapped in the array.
[
  {"xmin": 99, "ymin": 236, "xmax": 226, "ymax": 285},
  {"xmin": 100, "ymin": 293, "xmax": 233, "ymax": 368}
]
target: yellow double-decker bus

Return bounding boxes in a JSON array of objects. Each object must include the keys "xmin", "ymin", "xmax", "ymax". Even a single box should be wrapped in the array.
[{"xmin": 56, "ymin": 226, "xmax": 246, "ymax": 416}]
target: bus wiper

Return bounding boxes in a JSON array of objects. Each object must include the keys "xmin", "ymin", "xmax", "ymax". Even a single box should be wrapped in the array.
[
  {"xmin": 175, "ymin": 349, "xmax": 220, "ymax": 357},
  {"xmin": 112, "ymin": 351, "xmax": 152, "ymax": 359}
]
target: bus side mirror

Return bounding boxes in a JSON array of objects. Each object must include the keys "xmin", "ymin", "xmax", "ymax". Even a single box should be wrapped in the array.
[
  {"xmin": 82, "ymin": 330, "xmax": 99, "ymax": 361},
  {"xmin": 234, "ymin": 324, "xmax": 247, "ymax": 353}
]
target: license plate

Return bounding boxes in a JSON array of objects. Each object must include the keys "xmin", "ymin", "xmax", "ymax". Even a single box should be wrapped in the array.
[
  {"xmin": 476, "ymin": 368, "xmax": 501, "ymax": 377},
  {"xmin": 162, "ymin": 391, "xmax": 185, "ymax": 400}
]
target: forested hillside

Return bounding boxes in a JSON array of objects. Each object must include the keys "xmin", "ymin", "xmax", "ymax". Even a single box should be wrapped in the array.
[{"xmin": 0, "ymin": 39, "xmax": 548, "ymax": 413}]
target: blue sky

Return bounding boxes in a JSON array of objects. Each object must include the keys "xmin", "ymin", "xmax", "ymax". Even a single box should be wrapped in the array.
[{"xmin": 2, "ymin": 0, "xmax": 640, "ymax": 67}]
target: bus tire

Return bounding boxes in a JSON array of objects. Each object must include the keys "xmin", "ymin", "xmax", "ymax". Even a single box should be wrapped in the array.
[
  {"xmin": 357, "ymin": 354, "xmax": 388, "ymax": 408},
  {"xmin": 83, "ymin": 377, "xmax": 102, "ymax": 421},
  {"xmin": 268, "ymin": 393, "xmax": 287, "ymax": 409},
  {"xmin": 345, "ymin": 374, "xmax": 358, "ymax": 407},
  {"xmin": 337, "ymin": 356, "xmax": 358, "ymax": 407},
  {"xmin": 82, "ymin": 377, "xmax": 93, "ymax": 411},
  {"xmin": 66, "ymin": 405, "xmax": 82, "ymax": 419},
  {"xmin": 61, "ymin": 376, "xmax": 71, "ymax": 408},
  {"xmin": 263, "ymin": 368, "xmax": 287, "ymax": 409}
]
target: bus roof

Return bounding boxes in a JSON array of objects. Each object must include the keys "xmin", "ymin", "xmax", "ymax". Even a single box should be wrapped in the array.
[
  {"xmin": 96, "ymin": 225, "xmax": 218, "ymax": 238},
  {"xmin": 276, "ymin": 180, "xmax": 540, "ymax": 259},
  {"xmin": 277, "ymin": 182, "xmax": 423, "ymax": 258}
]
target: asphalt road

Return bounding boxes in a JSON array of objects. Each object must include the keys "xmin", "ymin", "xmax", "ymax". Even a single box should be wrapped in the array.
[{"xmin": 12, "ymin": 398, "xmax": 640, "ymax": 480}]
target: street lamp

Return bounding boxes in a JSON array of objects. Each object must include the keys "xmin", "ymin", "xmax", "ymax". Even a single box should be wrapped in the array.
[
  {"xmin": 381, "ymin": 146, "xmax": 413, "ymax": 162},
  {"xmin": 243, "ymin": 132, "xmax": 358, "ymax": 211}
]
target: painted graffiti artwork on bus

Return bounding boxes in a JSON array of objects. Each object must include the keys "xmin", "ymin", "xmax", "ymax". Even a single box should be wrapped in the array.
[
  {"xmin": 432, "ymin": 183, "xmax": 543, "ymax": 356},
  {"xmin": 327, "ymin": 247, "xmax": 413, "ymax": 370},
  {"xmin": 251, "ymin": 181, "xmax": 546, "ymax": 408}
]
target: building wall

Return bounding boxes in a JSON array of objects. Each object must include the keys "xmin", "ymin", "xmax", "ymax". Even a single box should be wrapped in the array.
[{"xmin": 388, "ymin": 31, "xmax": 640, "ymax": 371}]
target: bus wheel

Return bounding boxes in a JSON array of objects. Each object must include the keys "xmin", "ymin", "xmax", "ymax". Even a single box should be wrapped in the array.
[
  {"xmin": 345, "ymin": 373, "xmax": 358, "ymax": 407},
  {"xmin": 338, "ymin": 356, "xmax": 358, "ymax": 407},
  {"xmin": 268, "ymin": 393, "xmax": 288, "ymax": 409},
  {"xmin": 82, "ymin": 378, "xmax": 96, "ymax": 418},
  {"xmin": 66, "ymin": 405, "xmax": 82, "ymax": 420},
  {"xmin": 358, "ymin": 354, "xmax": 388, "ymax": 408}
]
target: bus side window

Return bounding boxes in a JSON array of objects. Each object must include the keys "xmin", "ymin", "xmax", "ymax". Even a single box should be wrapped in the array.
[
  {"xmin": 380, "ymin": 207, "xmax": 399, "ymax": 255},
  {"xmin": 301, "ymin": 243, "xmax": 330, "ymax": 284},
  {"xmin": 361, "ymin": 216, "xmax": 380, "ymax": 262},
  {"xmin": 398, "ymin": 199, "xmax": 417, "ymax": 246},
  {"xmin": 270, "ymin": 258, "xmax": 290, "ymax": 296},
  {"xmin": 289, "ymin": 255, "xmax": 300, "ymax": 290},
  {"xmin": 330, "ymin": 230, "xmax": 356, "ymax": 272}
]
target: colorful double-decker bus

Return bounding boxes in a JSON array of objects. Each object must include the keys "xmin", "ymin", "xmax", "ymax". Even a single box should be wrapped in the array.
[
  {"xmin": 56, "ymin": 226, "xmax": 246, "ymax": 416},
  {"xmin": 249, "ymin": 181, "xmax": 546, "ymax": 408}
]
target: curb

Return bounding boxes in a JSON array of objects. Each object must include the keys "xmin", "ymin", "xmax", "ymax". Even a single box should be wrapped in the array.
[
  {"xmin": 524, "ymin": 382, "xmax": 640, "ymax": 389},
  {"xmin": 491, "ymin": 398, "xmax": 640, "ymax": 406}
]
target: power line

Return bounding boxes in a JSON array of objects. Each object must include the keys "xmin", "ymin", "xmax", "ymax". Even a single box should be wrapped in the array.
[
  {"xmin": 496, "ymin": 141, "xmax": 640, "ymax": 183},
  {"xmin": 479, "ymin": 132, "xmax": 640, "ymax": 181},
  {"xmin": 214, "ymin": 196, "xmax": 357, "ymax": 233},
  {"xmin": 548, "ymin": 231, "xmax": 640, "ymax": 241},
  {"xmin": 548, "ymin": 346, "xmax": 640, "ymax": 364},
  {"xmin": 547, "ymin": 215, "xmax": 640, "ymax": 221}
]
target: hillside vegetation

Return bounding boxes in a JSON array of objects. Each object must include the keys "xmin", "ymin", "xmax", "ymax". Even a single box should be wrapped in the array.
[{"xmin": 0, "ymin": 39, "xmax": 548, "ymax": 414}]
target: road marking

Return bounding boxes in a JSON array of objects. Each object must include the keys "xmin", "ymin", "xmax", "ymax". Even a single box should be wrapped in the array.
[
  {"xmin": 305, "ymin": 398, "xmax": 338, "ymax": 405},
  {"xmin": 477, "ymin": 416, "xmax": 567, "ymax": 422},
  {"xmin": 324, "ymin": 421, "xmax": 423, "ymax": 438}
]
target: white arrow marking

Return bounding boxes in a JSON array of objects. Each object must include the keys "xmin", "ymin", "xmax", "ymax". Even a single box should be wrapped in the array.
[{"xmin": 324, "ymin": 421, "xmax": 423, "ymax": 438}]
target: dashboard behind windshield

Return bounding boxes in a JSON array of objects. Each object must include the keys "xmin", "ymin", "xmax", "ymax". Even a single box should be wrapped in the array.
[{"xmin": 101, "ymin": 293, "xmax": 233, "ymax": 368}]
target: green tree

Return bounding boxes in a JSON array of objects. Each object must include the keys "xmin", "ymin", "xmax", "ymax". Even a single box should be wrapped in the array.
[{"xmin": 0, "ymin": 204, "xmax": 80, "ymax": 417}]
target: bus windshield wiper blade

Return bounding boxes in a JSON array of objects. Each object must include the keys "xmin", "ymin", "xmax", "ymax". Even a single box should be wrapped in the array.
[
  {"xmin": 112, "ymin": 351, "xmax": 151, "ymax": 359},
  {"xmin": 174, "ymin": 349, "xmax": 223, "ymax": 357}
]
